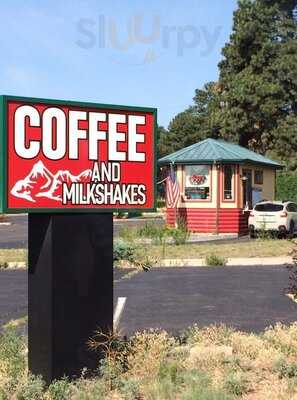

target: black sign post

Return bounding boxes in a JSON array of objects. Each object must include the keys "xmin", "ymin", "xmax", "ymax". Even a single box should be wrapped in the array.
[{"xmin": 28, "ymin": 213, "xmax": 113, "ymax": 383}]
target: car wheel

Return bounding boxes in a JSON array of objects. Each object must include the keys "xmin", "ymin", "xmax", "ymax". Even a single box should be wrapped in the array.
[
  {"xmin": 249, "ymin": 229, "xmax": 256, "ymax": 239},
  {"xmin": 289, "ymin": 221, "xmax": 295, "ymax": 239},
  {"xmin": 278, "ymin": 226, "xmax": 287, "ymax": 239}
]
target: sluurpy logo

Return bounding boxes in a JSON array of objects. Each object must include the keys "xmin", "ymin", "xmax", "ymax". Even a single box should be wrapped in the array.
[
  {"xmin": 75, "ymin": 15, "xmax": 223, "ymax": 64},
  {"xmin": 11, "ymin": 160, "xmax": 92, "ymax": 203}
]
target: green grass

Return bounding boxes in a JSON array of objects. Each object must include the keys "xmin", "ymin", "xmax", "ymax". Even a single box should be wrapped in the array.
[
  {"xmin": 135, "ymin": 239, "xmax": 295, "ymax": 260},
  {"xmin": 0, "ymin": 249, "xmax": 27, "ymax": 264},
  {"xmin": 0, "ymin": 239, "xmax": 293, "ymax": 268},
  {"xmin": 3, "ymin": 316, "xmax": 28, "ymax": 330}
]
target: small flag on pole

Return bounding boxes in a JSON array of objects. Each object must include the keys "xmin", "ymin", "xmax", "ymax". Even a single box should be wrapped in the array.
[{"xmin": 166, "ymin": 164, "xmax": 180, "ymax": 208}]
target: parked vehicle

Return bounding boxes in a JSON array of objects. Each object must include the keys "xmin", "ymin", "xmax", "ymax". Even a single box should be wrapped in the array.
[{"xmin": 248, "ymin": 201, "xmax": 297, "ymax": 239}]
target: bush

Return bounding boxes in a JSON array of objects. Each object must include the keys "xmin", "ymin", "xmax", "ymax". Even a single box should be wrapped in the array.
[
  {"xmin": 0, "ymin": 262, "xmax": 8, "ymax": 269},
  {"xmin": 274, "ymin": 359, "xmax": 297, "ymax": 379},
  {"xmin": 118, "ymin": 378, "xmax": 141, "ymax": 400},
  {"xmin": 276, "ymin": 172, "xmax": 297, "ymax": 203},
  {"xmin": 182, "ymin": 324, "xmax": 234, "ymax": 346},
  {"xmin": 127, "ymin": 211, "xmax": 142, "ymax": 218},
  {"xmin": 16, "ymin": 374, "xmax": 45, "ymax": 400},
  {"xmin": 113, "ymin": 240, "xmax": 136, "ymax": 263},
  {"xmin": 286, "ymin": 240, "xmax": 297, "ymax": 299},
  {"xmin": 171, "ymin": 217, "xmax": 190, "ymax": 245},
  {"xmin": 139, "ymin": 220, "xmax": 190, "ymax": 245},
  {"xmin": 224, "ymin": 373, "xmax": 249, "ymax": 396},
  {"xmin": 205, "ymin": 254, "xmax": 227, "ymax": 267},
  {"xmin": 118, "ymin": 226, "xmax": 138, "ymax": 242},
  {"xmin": 157, "ymin": 198, "xmax": 166, "ymax": 209},
  {"xmin": 0, "ymin": 328, "xmax": 27, "ymax": 388},
  {"xmin": 138, "ymin": 223, "xmax": 169, "ymax": 245},
  {"xmin": 48, "ymin": 377, "xmax": 72, "ymax": 400},
  {"xmin": 180, "ymin": 370, "xmax": 233, "ymax": 400},
  {"xmin": 138, "ymin": 222, "xmax": 161, "ymax": 238}
]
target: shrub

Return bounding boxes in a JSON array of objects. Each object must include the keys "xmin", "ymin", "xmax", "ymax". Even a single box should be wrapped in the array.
[
  {"xmin": 127, "ymin": 211, "xmax": 142, "ymax": 218},
  {"xmin": 16, "ymin": 374, "xmax": 45, "ymax": 400},
  {"xmin": 231, "ymin": 332, "xmax": 264, "ymax": 360},
  {"xmin": 224, "ymin": 373, "xmax": 249, "ymax": 396},
  {"xmin": 118, "ymin": 226, "xmax": 137, "ymax": 242},
  {"xmin": 113, "ymin": 240, "xmax": 136, "ymax": 264},
  {"xmin": 116, "ymin": 211, "xmax": 126, "ymax": 219},
  {"xmin": 138, "ymin": 222, "xmax": 161, "ymax": 239},
  {"xmin": 124, "ymin": 330, "xmax": 175, "ymax": 380},
  {"xmin": 48, "ymin": 377, "xmax": 72, "ymax": 400},
  {"xmin": 274, "ymin": 359, "xmax": 297, "ymax": 379},
  {"xmin": 205, "ymin": 254, "xmax": 227, "ymax": 267},
  {"xmin": 138, "ymin": 223, "xmax": 170, "ymax": 245},
  {"xmin": 286, "ymin": 239, "xmax": 297, "ymax": 299},
  {"xmin": 0, "ymin": 329, "xmax": 27, "ymax": 389},
  {"xmin": 181, "ymin": 324, "xmax": 234, "ymax": 347},
  {"xmin": 180, "ymin": 370, "xmax": 233, "ymax": 400},
  {"xmin": 264, "ymin": 323, "xmax": 297, "ymax": 356},
  {"xmin": 158, "ymin": 361, "xmax": 180, "ymax": 384},
  {"xmin": 157, "ymin": 198, "xmax": 166, "ymax": 209},
  {"xmin": 74, "ymin": 378, "xmax": 105, "ymax": 398},
  {"xmin": 171, "ymin": 217, "xmax": 190, "ymax": 245},
  {"xmin": 276, "ymin": 172, "xmax": 297, "ymax": 203},
  {"xmin": 118, "ymin": 378, "xmax": 141, "ymax": 400}
]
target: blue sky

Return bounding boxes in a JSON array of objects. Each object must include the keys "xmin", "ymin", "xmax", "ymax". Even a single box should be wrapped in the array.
[{"xmin": 0, "ymin": 0, "xmax": 237, "ymax": 127}]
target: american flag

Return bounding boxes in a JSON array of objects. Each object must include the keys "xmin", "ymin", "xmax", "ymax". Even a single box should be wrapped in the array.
[{"xmin": 166, "ymin": 165, "xmax": 180, "ymax": 208}]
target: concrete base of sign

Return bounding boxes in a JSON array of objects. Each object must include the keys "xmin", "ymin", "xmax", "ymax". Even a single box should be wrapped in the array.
[{"xmin": 28, "ymin": 213, "xmax": 113, "ymax": 384}]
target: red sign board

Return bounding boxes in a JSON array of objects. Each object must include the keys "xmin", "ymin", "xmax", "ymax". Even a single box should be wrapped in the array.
[{"xmin": 0, "ymin": 96, "xmax": 157, "ymax": 213}]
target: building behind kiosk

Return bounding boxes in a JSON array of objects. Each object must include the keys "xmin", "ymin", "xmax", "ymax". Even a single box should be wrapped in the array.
[{"xmin": 158, "ymin": 138, "xmax": 282, "ymax": 235}]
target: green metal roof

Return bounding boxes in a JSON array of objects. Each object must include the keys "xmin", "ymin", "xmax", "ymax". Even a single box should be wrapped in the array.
[{"xmin": 158, "ymin": 138, "xmax": 282, "ymax": 168}]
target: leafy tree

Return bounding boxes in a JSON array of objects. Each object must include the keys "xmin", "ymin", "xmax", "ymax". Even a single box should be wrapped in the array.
[
  {"xmin": 193, "ymin": 82, "xmax": 222, "ymax": 139},
  {"xmin": 161, "ymin": 0, "xmax": 297, "ymax": 170},
  {"xmin": 217, "ymin": 0, "xmax": 297, "ymax": 158},
  {"xmin": 276, "ymin": 171, "xmax": 297, "ymax": 202},
  {"xmin": 160, "ymin": 82, "xmax": 222, "ymax": 156},
  {"xmin": 261, "ymin": 0, "xmax": 297, "ymax": 15},
  {"xmin": 157, "ymin": 126, "xmax": 170, "ymax": 158},
  {"xmin": 272, "ymin": 115, "xmax": 297, "ymax": 171},
  {"xmin": 161, "ymin": 107, "xmax": 203, "ymax": 154}
]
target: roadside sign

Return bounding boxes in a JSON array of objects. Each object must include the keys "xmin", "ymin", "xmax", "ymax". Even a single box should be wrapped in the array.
[{"xmin": 0, "ymin": 96, "xmax": 157, "ymax": 213}]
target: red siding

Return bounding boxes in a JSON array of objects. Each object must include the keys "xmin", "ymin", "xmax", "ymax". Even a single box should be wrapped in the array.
[{"xmin": 166, "ymin": 208, "xmax": 248, "ymax": 235}]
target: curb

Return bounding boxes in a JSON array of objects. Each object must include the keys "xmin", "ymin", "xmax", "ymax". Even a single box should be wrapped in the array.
[
  {"xmin": 0, "ymin": 261, "xmax": 26, "ymax": 269},
  {"xmin": 160, "ymin": 256, "xmax": 293, "ymax": 267},
  {"xmin": 0, "ymin": 257, "xmax": 293, "ymax": 270}
]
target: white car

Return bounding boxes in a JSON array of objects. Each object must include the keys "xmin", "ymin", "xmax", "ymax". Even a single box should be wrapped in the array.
[{"xmin": 248, "ymin": 201, "xmax": 297, "ymax": 238}]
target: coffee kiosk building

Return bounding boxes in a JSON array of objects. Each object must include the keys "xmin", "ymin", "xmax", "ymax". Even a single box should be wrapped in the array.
[{"xmin": 159, "ymin": 138, "xmax": 282, "ymax": 235}]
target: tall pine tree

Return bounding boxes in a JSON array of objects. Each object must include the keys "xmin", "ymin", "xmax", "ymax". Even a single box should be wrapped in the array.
[
  {"xmin": 218, "ymin": 0, "xmax": 297, "ymax": 159},
  {"xmin": 160, "ymin": 0, "xmax": 297, "ymax": 168}
]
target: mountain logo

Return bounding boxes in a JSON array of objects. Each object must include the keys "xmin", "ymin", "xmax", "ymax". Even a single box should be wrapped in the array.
[{"xmin": 10, "ymin": 161, "xmax": 92, "ymax": 203}]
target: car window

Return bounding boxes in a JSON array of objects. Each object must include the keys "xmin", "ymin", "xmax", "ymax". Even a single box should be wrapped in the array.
[
  {"xmin": 287, "ymin": 203, "xmax": 297, "ymax": 212},
  {"xmin": 255, "ymin": 203, "xmax": 284, "ymax": 212}
]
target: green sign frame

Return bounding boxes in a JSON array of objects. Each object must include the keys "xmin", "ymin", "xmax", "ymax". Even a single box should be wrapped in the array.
[{"xmin": 0, "ymin": 95, "xmax": 157, "ymax": 214}]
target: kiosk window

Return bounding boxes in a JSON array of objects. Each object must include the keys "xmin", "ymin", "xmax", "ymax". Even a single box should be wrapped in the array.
[
  {"xmin": 254, "ymin": 170, "xmax": 263, "ymax": 185},
  {"xmin": 184, "ymin": 165, "xmax": 211, "ymax": 200},
  {"xmin": 224, "ymin": 166, "xmax": 234, "ymax": 200}
]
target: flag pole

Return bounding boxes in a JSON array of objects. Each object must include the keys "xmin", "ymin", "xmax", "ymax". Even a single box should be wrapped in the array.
[{"xmin": 172, "ymin": 162, "xmax": 178, "ymax": 228}]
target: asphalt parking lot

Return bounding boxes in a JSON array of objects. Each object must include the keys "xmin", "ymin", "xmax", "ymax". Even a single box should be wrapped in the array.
[{"xmin": 1, "ymin": 265, "xmax": 296, "ymax": 335}]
